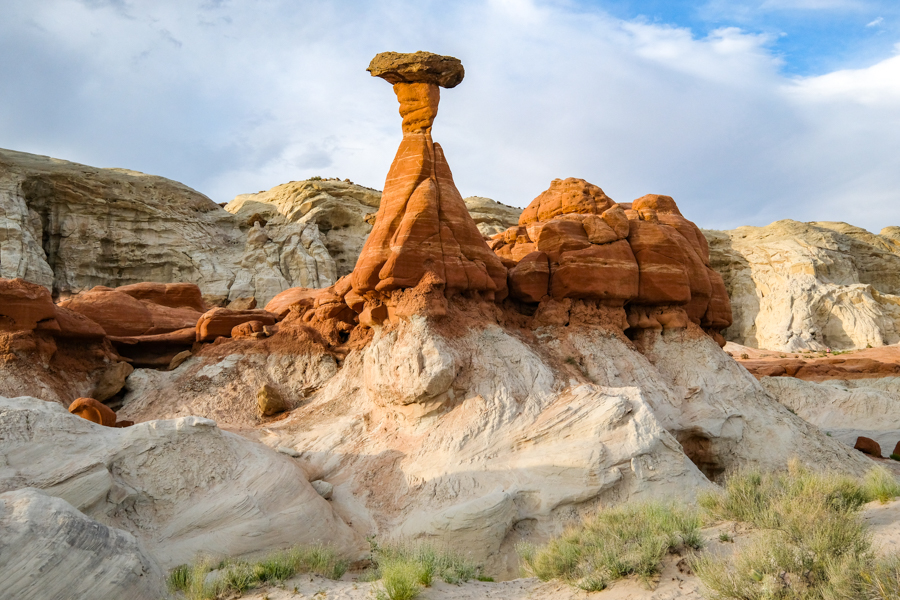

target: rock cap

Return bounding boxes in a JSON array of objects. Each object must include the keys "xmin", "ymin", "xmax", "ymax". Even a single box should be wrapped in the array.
[{"xmin": 368, "ymin": 51, "xmax": 465, "ymax": 88}]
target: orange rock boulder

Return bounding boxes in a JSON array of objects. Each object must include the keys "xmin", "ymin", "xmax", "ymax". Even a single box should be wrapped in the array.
[
  {"xmin": 59, "ymin": 286, "xmax": 202, "ymax": 337},
  {"xmin": 350, "ymin": 51, "xmax": 507, "ymax": 319},
  {"xmin": 68, "ymin": 397, "xmax": 131, "ymax": 428}
]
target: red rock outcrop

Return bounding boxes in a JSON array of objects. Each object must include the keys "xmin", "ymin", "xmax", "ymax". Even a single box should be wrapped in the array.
[
  {"xmin": 68, "ymin": 397, "xmax": 132, "ymax": 428},
  {"xmin": 0, "ymin": 278, "xmax": 56, "ymax": 332},
  {"xmin": 264, "ymin": 287, "xmax": 320, "ymax": 319},
  {"xmin": 492, "ymin": 181, "xmax": 732, "ymax": 343},
  {"xmin": 196, "ymin": 308, "xmax": 278, "ymax": 342},
  {"xmin": 115, "ymin": 282, "xmax": 206, "ymax": 312},
  {"xmin": 349, "ymin": 51, "xmax": 507, "ymax": 322},
  {"xmin": 59, "ymin": 287, "xmax": 202, "ymax": 337}
]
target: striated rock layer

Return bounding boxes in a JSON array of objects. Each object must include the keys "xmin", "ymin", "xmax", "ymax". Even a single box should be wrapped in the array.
[
  {"xmin": 350, "ymin": 52, "xmax": 508, "ymax": 313},
  {"xmin": 705, "ymin": 220, "xmax": 900, "ymax": 351},
  {"xmin": 0, "ymin": 147, "xmax": 337, "ymax": 306}
]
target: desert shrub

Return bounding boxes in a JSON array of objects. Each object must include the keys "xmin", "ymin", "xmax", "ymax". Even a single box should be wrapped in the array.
[
  {"xmin": 862, "ymin": 466, "xmax": 900, "ymax": 503},
  {"xmin": 867, "ymin": 554, "xmax": 900, "ymax": 599},
  {"xmin": 891, "ymin": 453, "xmax": 900, "ymax": 461},
  {"xmin": 518, "ymin": 501, "xmax": 700, "ymax": 591},
  {"xmin": 166, "ymin": 545, "xmax": 348, "ymax": 599},
  {"xmin": 369, "ymin": 541, "xmax": 481, "ymax": 585},
  {"xmin": 694, "ymin": 463, "xmax": 900, "ymax": 599}
]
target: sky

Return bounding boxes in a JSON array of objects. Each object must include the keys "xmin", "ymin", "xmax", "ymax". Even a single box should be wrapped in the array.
[{"xmin": 1, "ymin": 0, "xmax": 898, "ymax": 232}]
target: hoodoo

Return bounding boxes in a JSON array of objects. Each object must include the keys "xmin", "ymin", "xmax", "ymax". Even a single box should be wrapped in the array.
[{"xmin": 351, "ymin": 51, "xmax": 508, "ymax": 315}]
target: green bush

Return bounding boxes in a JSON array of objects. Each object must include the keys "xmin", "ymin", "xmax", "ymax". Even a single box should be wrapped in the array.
[
  {"xmin": 694, "ymin": 463, "xmax": 900, "ymax": 599},
  {"xmin": 165, "ymin": 544, "xmax": 348, "ymax": 599},
  {"xmin": 518, "ymin": 501, "xmax": 701, "ymax": 591},
  {"xmin": 376, "ymin": 559, "xmax": 427, "ymax": 600}
]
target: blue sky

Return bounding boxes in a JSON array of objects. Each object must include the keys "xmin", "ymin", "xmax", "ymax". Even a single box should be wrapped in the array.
[
  {"xmin": 1, "ymin": 0, "xmax": 899, "ymax": 232},
  {"xmin": 587, "ymin": 0, "xmax": 900, "ymax": 74}
]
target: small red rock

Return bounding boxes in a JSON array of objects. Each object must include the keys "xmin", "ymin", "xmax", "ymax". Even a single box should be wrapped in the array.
[{"xmin": 854, "ymin": 437, "xmax": 882, "ymax": 458}]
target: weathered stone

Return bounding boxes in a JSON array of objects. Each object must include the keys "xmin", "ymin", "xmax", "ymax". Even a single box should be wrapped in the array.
[
  {"xmin": 93, "ymin": 362, "xmax": 135, "ymax": 402},
  {"xmin": 508, "ymin": 251, "xmax": 550, "ymax": 303},
  {"xmin": 60, "ymin": 287, "xmax": 201, "ymax": 337},
  {"xmin": 167, "ymin": 350, "xmax": 192, "ymax": 371},
  {"xmin": 520, "ymin": 178, "xmax": 614, "ymax": 225},
  {"xmin": 551, "ymin": 241, "xmax": 639, "ymax": 301},
  {"xmin": 367, "ymin": 51, "xmax": 464, "ymax": 88},
  {"xmin": 196, "ymin": 308, "xmax": 277, "ymax": 342},
  {"xmin": 854, "ymin": 436, "xmax": 882, "ymax": 457},
  {"xmin": 0, "ymin": 278, "xmax": 55, "ymax": 332},
  {"xmin": 231, "ymin": 320, "xmax": 267, "ymax": 339},
  {"xmin": 310, "ymin": 480, "xmax": 334, "ymax": 500},
  {"xmin": 264, "ymin": 287, "xmax": 320, "ymax": 319},
  {"xmin": 257, "ymin": 384, "xmax": 288, "ymax": 416},
  {"xmin": 226, "ymin": 297, "xmax": 257, "ymax": 310},
  {"xmin": 463, "ymin": 196, "xmax": 522, "ymax": 238},
  {"xmin": 116, "ymin": 282, "xmax": 206, "ymax": 312},
  {"xmin": 68, "ymin": 397, "xmax": 119, "ymax": 427}
]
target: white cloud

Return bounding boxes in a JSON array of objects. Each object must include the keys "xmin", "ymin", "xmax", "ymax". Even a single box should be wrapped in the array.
[
  {"xmin": 866, "ymin": 16, "xmax": 884, "ymax": 26},
  {"xmin": 760, "ymin": 0, "xmax": 867, "ymax": 10},
  {"xmin": 0, "ymin": 0, "xmax": 898, "ymax": 233}
]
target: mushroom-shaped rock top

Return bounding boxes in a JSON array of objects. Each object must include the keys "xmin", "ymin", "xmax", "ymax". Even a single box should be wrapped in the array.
[{"xmin": 367, "ymin": 51, "xmax": 465, "ymax": 88}]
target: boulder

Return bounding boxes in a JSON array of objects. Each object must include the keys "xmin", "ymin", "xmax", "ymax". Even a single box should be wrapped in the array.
[
  {"xmin": 534, "ymin": 219, "xmax": 591, "ymax": 262},
  {"xmin": 167, "ymin": 350, "xmax": 192, "ymax": 370},
  {"xmin": 893, "ymin": 441, "xmax": 900, "ymax": 458},
  {"xmin": 0, "ymin": 278, "xmax": 55, "ymax": 332},
  {"xmin": 227, "ymin": 296, "xmax": 257, "ymax": 310},
  {"xmin": 854, "ymin": 436, "xmax": 882, "ymax": 457},
  {"xmin": 258, "ymin": 384, "xmax": 288, "ymax": 416},
  {"xmin": 0, "ymin": 489, "xmax": 166, "ymax": 600},
  {"xmin": 627, "ymin": 218, "xmax": 692, "ymax": 305},
  {"xmin": 68, "ymin": 397, "xmax": 121, "ymax": 428},
  {"xmin": 367, "ymin": 50, "xmax": 465, "ymax": 88},
  {"xmin": 92, "ymin": 362, "xmax": 135, "ymax": 401},
  {"xmin": 310, "ymin": 480, "xmax": 334, "ymax": 500},
  {"xmin": 196, "ymin": 308, "xmax": 278, "ymax": 342}
]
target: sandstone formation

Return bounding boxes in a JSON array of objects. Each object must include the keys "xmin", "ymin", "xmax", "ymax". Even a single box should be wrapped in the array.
[
  {"xmin": 349, "ymin": 51, "xmax": 508, "ymax": 311},
  {"xmin": 258, "ymin": 383, "xmax": 288, "ymax": 416},
  {"xmin": 729, "ymin": 341, "xmax": 900, "ymax": 380},
  {"xmin": 492, "ymin": 180, "xmax": 732, "ymax": 343},
  {"xmin": 759, "ymin": 375, "xmax": 900, "ymax": 456},
  {"xmin": 0, "ymin": 489, "xmax": 166, "ymax": 600},
  {"xmin": 705, "ymin": 220, "xmax": 900, "ymax": 351},
  {"xmin": 226, "ymin": 178, "xmax": 380, "ymax": 280},
  {"xmin": 118, "ymin": 302, "xmax": 869, "ymax": 577},
  {"xmin": 196, "ymin": 307, "xmax": 278, "ymax": 342},
  {"xmin": 0, "ymin": 148, "xmax": 336, "ymax": 306},
  {"xmin": 0, "ymin": 395, "xmax": 362, "ymax": 569},
  {"xmin": 463, "ymin": 196, "xmax": 523, "ymax": 238}
]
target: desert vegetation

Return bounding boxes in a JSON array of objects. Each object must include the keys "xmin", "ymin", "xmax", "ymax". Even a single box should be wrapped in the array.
[
  {"xmin": 366, "ymin": 540, "xmax": 487, "ymax": 600},
  {"xmin": 167, "ymin": 545, "xmax": 348, "ymax": 599},
  {"xmin": 519, "ymin": 463, "xmax": 900, "ymax": 599}
]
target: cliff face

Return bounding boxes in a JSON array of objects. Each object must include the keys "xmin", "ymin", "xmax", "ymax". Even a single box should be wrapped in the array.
[
  {"xmin": 0, "ymin": 148, "xmax": 336, "ymax": 306},
  {"xmin": 705, "ymin": 220, "xmax": 900, "ymax": 351}
]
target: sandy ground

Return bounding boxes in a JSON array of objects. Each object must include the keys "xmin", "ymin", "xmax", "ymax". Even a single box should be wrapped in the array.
[{"xmin": 238, "ymin": 502, "xmax": 900, "ymax": 600}]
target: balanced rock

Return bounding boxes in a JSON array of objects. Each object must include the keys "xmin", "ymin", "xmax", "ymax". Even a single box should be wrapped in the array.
[
  {"xmin": 351, "ymin": 51, "xmax": 507, "ymax": 312},
  {"xmin": 367, "ymin": 50, "xmax": 465, "ymax": 88}
]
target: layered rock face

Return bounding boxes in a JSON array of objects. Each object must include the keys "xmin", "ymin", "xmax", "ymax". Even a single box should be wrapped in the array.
[
  {"xmin": 492, "ymin": 179, "xmax": 732, "ymax": 343},
  {"xmin": 0, "ymin": 148, "xmax": 336, "ymax": 306},
  {"xmin": 0, "ymin": 395, "xmax": 362, "ymax": 570},
  {"xmin": 705, "ymin": 220, "xmax": 900, "ymax": 351},
  {"xmin": 350, "ymin": 52, "xmax": 508, "ymax": 307},
  {"xmin": 225, "ymin": 178, "xmax": 377, "ymax": 280},
  {"xmin": 0, "ymin": 489, "xmax": 165, "ymax": 600}
]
